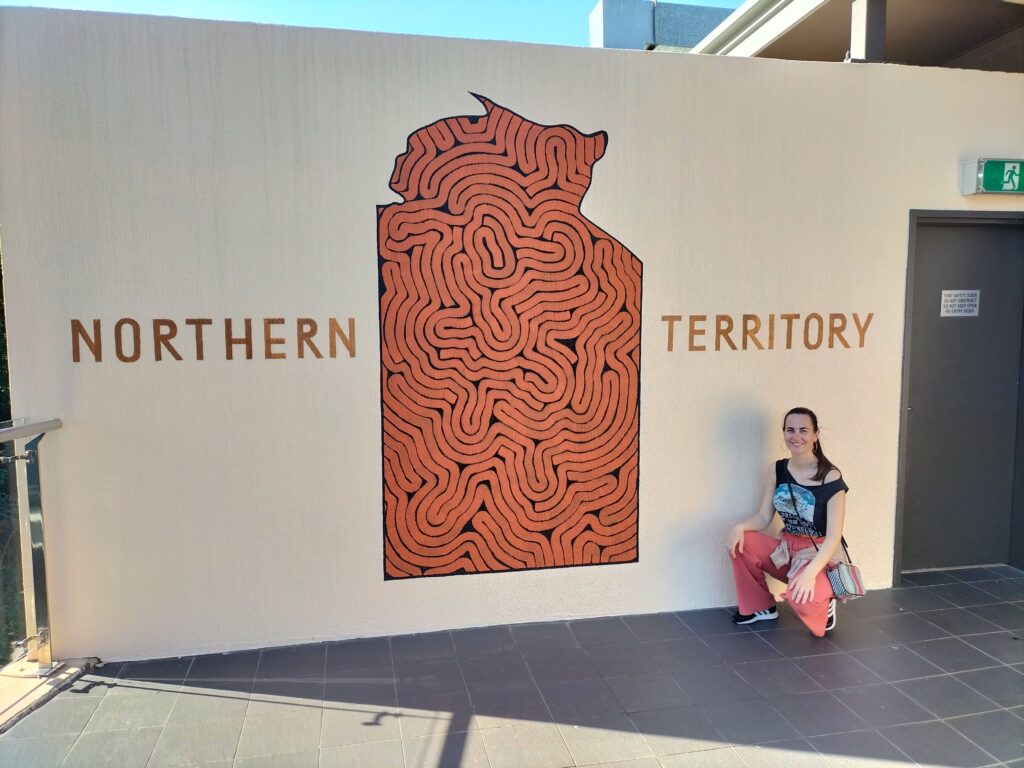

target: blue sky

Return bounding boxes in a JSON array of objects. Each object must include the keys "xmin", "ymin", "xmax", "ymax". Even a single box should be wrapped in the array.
[{"xmin": 2, "ymin": 0, "xmax": 743, "ymax": 46}]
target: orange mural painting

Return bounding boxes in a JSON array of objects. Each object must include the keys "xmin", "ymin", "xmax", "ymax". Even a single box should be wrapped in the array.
[{"xmin": 378, "ymin": 96, "xmax": 642, "ymax": 578}]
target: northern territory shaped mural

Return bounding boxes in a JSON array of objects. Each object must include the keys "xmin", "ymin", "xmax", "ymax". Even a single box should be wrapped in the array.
[{"xmin": 378, "ymin": 96, "xmax": 642, "ymax": 578}]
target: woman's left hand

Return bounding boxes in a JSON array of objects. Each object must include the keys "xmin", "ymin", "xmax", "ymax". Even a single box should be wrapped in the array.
[{"xmin": 787, "ymin": 568, "xmax": 817, "ymax": 604}]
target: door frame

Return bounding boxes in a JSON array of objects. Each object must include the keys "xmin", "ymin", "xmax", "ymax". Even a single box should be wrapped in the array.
[{"xmin": 894, "ymin": 210, "xmax": 1024, "ymax": 582}]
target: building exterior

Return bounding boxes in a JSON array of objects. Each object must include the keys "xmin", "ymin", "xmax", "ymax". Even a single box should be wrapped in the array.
[
  {"xmin": 1, "ymin": 7, "xmax": 1022, "ymax": 661},
  {"xmin": 590, "ymin": 0, "xmax": 732, "ymax": 50}
]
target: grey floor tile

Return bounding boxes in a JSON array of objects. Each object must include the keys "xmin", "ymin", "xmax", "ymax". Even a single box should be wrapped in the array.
[
  {"xmin": 255, "ymin": 644, "xmax": 325, "ymax": 680},
  {"xmin": 831, "ymin": 683, "xmax": 932, "ymax": 728},
  {"xmin": 838, "ymin": 592, "xmax": 902, "ymax": 620},
  {"xmin": 83, "ymin": 687, "xmax": 179, "ymax": 732},
  {"xmin": 234, "ymin": 709, "xmax": 322, "ymax": 759},
  {"xmin": 698, "ymin": 698, "xmax": 800, "ymax": 745},
  {"xmin": 646, "ymin": 638, "xmax": 724, "ymax": 674},
  {"xmin": 169, "ymin": 684, "xmax": 251, "ymax": 723},
  {"xmin": 709, "ymin": 633, "xmax": 783, "ymax": 664},
  {"xmin": 398, "ymin": 688, "xmax": 477, "ymax": 739},
  {"xmin": 60, "ymin": 727, "xmax": 161, "ymax": 768},
  {"xmin": 510, "ymin": 622, "xmax": 578, "ymax": 652},
  {"xmin": 557, "ymin": 713, "xmax": 653, "ymax": 765},
  {"xmin": 920, "ymin": 608, "xmax": 1004, "ymax": 636},
  {"xmin": 537, "ymin": 676, "xmax": 624, "ymax": 719},
  {"xmin": 947, "ymin": 710, "xmax": 1024, "ymax": 763},
  {"xmin": 809, "ymin": 729, "xmax": 913, "ymax": 767},
  {"xmin": 622, "ymin": 613, "xmax": 693, "ymax": 641},
  {"xmin": 888, "ymin": 587, "xmax": 956, "ymax": 612},
  {"xmin": 479, "ymin": 722, "xmax": 572, "ymax": 768},
  {"xmin": 119, "ymin": 656, "xmax": 193, "ymax": 682},
  {"xmin": 586, "ymin": 642, "xmax": 661, "ymax": 678},
  {"xmin": 925, "ymin": 583, "xmax": 1003, "ymax": 608},
  {"xmin": 605, "ymin": 673, "xmax": 692, "ymax": 713},
  {"xmin": 323, "ymin": 667, "xmax": 397, "ymax": 707},
  {"xmin": 955, "ymin": 666, "xmax": 1024, "ymax": 707},
  {"xmin": 470, "ymin": 682, "xmax": 551, "ymax": 727},
  {"xmin": 452, "ymin": 626, "xmax": 517, "ymax": 658},
  {"xmin": 759, "ymin": 629, "xmax": 841, "ymax": 659},
  {"xmin": 967, "ymin": 603, "xmax": 1024, "ymax": 631},
  {"xmin": 987, "ymin": 567, "xmax": 1024, "ymax": 579},
  {"xmin": 187, "ymin": 650, "xmax": 261, "ymax": 683},
  {"xmin": 460, "ymin": 651, "xmax": 531, "ymax": 690},
  {"xmin": 819, "ymin": 622, "xmax": 894, "ymax": 652},
  {"xmin": 325, "ymin": 637, "xmax": 392, "ymax": 673},
  {"xmin": 395, "ymin": 659, "xmax": 466, "ymax": 701},
  {"xmin": 671, "ymin": 666, "xmax": 759, "ymax": 706},
  {"xmin": 523, "ymin": 647, "xmax": 601, "ymax": 683},
  {"xmin": 233, "ymin": 751, "xmax": 318, "ymax": 768},
  {"xmin": 392, "ymin": 631, "xmax": 456, "ymax": 666},
  {"xmin": 949, "ymin": 568, "xmax": 1006, "ymax": 582},
  {"xmin": 894, "ymin": 675, "xmax": 1002, "ymax": 718},
  {"xmin": 901, "ymin": 571, "xmax": 963, "ymax": 587},
  {"xmin": 766, "ymin": 690, "xmax": 868, "ymax": 737},
  {"xmin": 880, "ymin": 720, "xmax": 995, "ymax": 767},
  {"xmin": 868, "ymin": 613, "xmax": 950, "ymax": 643},
  {"xmin": 733, "ymin": 738, "xmax": 828, "ymax": 768},
  {"xmin": 576, "ymin": 759, "xmax": 661, "ymax": 768},
  {"xmin": 569, "ymin": 617, "xmax": 637, "ymax": 647},
  {"xmin": 658, "ymin": 747, "xmax": 746, "ymax": 767},
  {"xmin": 0, "ymin": 733, "xmax": 78, "ymax": 768},
  {"xmin": 732, "ymin": 659, "xmax": 824, "ymax": 697},
  {"xmin": 321, "ymin": 701, "xmax": 401, "ymax": 747},
  {"xmin": 975, "ymin": 580, "xmax": 1024, "ymax": 602},
  {"xmin": 794, "ymin": 654, "xmax": 884, "ymax": 690},
  {"xmin": 57, "ymin": 667, "xmax": 121, "ymax": 699},
  {"xmin": 403, "ymin": 729, "xmax": 491, "ymax": 768},
  {"xmin": 962, "ymin": 632, "xmax": 1024, "ymax": 665},
  {"xmin": 676, "ymin": 609, "xmax": 749, "ymax": 636},
  {"xmin": 629, "ymin": 705, "xmax": 722, "ymax": 756},
  {"xmin": 320, "ymin": 738, "xmax": 405, "ymax": 768},
  {"xmin": 2, "ymin": 697, "xmax": 100, "ymax": 738},
  {"xmin": 246, "ymin": 679, "xmax": 323, "ymax": 716},
  {"xmin": 149, "ymin": 717, "xmax": 244, "ymax": 765},
  {"xmin": 908, "ymin": 637, "xmax": 1003, "ymax": 673},
  {"xmin": 850, "ymin": 644, "xmax": 944, "ymax": 682}
]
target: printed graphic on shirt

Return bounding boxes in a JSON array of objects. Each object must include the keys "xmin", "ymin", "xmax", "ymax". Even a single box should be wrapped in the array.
[{"xmin": 774, "ymin": 484, "xmax": 817, "ymax": 536}]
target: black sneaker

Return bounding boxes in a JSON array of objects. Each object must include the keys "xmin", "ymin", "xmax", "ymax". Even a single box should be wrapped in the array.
[
  {"xmin": 824, "ymin": 599, "xmax": 837, "ymax": 632},
  {"xmin": 732, "ymin": 606, "xmax": 778, "ymax": 625}
]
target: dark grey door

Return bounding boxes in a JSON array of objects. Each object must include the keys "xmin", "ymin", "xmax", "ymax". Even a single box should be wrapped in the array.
[{"xmin": 901, "ymin": 218, "xmax": 1024, "ymax": 570}]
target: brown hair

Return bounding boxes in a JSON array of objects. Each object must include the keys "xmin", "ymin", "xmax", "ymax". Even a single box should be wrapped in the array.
[{"xmin": 783, "ymin": 407, "xmax": 836, "ymax": 483}]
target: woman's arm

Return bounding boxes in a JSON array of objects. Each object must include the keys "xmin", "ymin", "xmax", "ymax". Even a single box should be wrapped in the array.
[
  {"xmin": 726, "ymin": 468, "xmax": 777, "ymax": 557},
  {"xmin": 786, "ymin": 474, "xmax": 846, "ymax": 602}
]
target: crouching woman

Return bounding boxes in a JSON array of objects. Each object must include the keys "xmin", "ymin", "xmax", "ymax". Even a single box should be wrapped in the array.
[{"xmin": 725, "ymin": 407, "xmax": 848, "ymax": 636}]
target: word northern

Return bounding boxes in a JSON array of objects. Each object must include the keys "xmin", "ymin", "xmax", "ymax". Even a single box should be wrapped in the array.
[
  {"xmin": 70, "ymin": 317, "xmax": 356, "ymax": 362},
  {"xmin": 661, "ymin": 313, "xmax": 873, "ymax": 352}
]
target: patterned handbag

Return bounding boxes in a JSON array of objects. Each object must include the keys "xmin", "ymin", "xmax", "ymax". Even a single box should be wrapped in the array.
[{"xmin": 787, "ymin": 482, "xmax": 866, "ymax": 600}]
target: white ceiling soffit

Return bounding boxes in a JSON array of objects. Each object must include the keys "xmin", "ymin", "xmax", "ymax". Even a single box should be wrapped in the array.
[{"xmin": 690, "ymin": 0, "xmax": 830, "ymax": 56}]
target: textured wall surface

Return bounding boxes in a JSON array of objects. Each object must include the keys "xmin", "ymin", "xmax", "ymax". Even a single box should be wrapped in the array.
[{"xmin": 1, "ymin": 8, "xmax": 1022, "ymax": 660}]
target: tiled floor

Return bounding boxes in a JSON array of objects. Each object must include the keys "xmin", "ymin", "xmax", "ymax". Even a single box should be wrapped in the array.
[{"xmin": 2, "ymin": 566, "xmax": 1023, "ymax": 767}]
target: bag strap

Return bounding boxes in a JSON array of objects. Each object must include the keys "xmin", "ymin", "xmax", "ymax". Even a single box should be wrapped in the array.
[{"xmin": 786, "ymin": 479, "xmax": 853, "ymax": 563}]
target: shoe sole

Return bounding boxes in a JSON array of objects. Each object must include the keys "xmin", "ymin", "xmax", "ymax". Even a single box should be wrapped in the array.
[{"xmin": 734, "ymin": 612, "xmax": 779, "ymax": 625}]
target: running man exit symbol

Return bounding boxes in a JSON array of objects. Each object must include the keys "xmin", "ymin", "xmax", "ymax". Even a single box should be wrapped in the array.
[{"xmin": 962, "ymin": 159, "xmax": 1024, "ymax": 195}]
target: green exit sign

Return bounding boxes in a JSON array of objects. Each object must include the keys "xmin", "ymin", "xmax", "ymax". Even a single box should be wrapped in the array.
[{"xmin": 961, "ymin": 159, "xmax": 1023, "ymax": 195}]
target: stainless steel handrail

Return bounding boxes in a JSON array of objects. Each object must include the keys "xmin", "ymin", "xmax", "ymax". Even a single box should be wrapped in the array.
[{"xmin": 0, "ymin": 418, "xmax": 62, "ymax": 675}]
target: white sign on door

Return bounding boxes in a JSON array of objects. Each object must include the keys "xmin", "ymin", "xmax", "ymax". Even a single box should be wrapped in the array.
[{"xmin": 940, "ymin": 290, "xmax": 980, "ymax": 317}]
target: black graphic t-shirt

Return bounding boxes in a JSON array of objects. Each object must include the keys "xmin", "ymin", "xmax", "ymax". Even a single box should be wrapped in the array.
[{"xmin": 773, "ymin": 459, "xmax": 849, "ymax": 537}]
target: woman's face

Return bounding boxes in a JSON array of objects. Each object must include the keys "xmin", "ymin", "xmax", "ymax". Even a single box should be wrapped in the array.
[{"xmin": 783, "ymin": 413, "xmax": 817, "ymax": 457}]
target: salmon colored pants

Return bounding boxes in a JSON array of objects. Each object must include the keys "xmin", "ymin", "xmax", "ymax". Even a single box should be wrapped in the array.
[{"xmin": 731, "ymin": 530, "xmax": 835, "ymax": 637}]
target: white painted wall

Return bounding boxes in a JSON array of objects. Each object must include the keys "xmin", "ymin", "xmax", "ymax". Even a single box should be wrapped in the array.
[{"xmin": 1, "ymin": 8, "xmax": 1022, "ymax": 661}]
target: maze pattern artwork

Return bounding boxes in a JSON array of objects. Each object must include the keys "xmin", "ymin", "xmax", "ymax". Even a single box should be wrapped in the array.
[{"xmin": 378, "ymin": 96, "xmax": 641, "ymax": 578}]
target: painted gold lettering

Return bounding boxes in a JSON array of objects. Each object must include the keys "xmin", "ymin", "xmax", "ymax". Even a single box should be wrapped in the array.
[
  {"xmin": 152, "ymin": 319, "xmax": 182, "ymax": 361},
  {"xmin": 688, "ymin": 315, "xmax": 707, "ymax": 352},
  {"xmin": 804, "ymin": 313, "xmax": 823, "ymax": 350},
  {"xmin": 71, "ymin": 319, "xmax": 102, "ymax": 362},
  {"xmin": 853, "ymin": 312, "xmax": 874, "ymax": 347},
  {"xmin": 263, "ymin": 318, "xmax": 286, "ymax": 360},
  {"xmin": 742, "ymin": 314, "xmax": 764, "ymax": 350},
  {"xmin": 329, "ymin": 317, "xmax": 356, "ymax": 358},
  {"xmin": 715, "ymin": 315, "xmax": 737, "ymax": 351},
  {"xmin": 225, "ymin": 318, "xmax": 253, "ymax": 360},
  {"xmin": 780, "ymin": 314, "xmax": 799, "ymax": 350},
  {"xmin": 297, "ymin": 318, "xmax": 323, "ymax": 359},
  {"xmin": 114, "ymin": 318, "xmax": 141, "ymax": 363},
  {"xmin": 768, "ymin": 314, "xmax": 775, "ymax": 350},
  {"xmin": 185, "ymin": 318, "xmax": 212, "ymax": 360},
  {"xmin": 663, "ymin": 313, "xmax": 679, "ymax": 354},
  {"xmin": 828, "ymin": 313, "xmax": 850, "ymax": 349}
]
